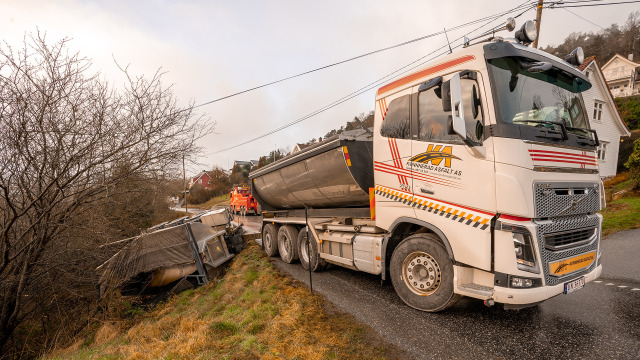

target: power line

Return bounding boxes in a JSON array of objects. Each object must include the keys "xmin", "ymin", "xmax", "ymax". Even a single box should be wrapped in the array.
[
  {"xmin": 552, "ymin": 0, "xmax": 611, "ymax": 3},
  {"xmin": 192, "ymin": 2, "xmax": 535, "ymax": 110},
  {"xmin": 208, "ymin": 2, "xmax": 534, "ymax": 155},
  {"xmin": 561, "ymin": 7, "xmax": 605, "ymax": 29},
  {"xmin": 550, "ymin": 0, "xmax": 640, "ymax": 7}
]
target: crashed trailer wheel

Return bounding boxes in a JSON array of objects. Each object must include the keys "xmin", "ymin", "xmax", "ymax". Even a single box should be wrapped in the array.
[
  {"xmin": 298, "ymin": 228, "xmax": 327, "ymax": 271},
  {"xmin": 390, "ymin": 234, "xmax": 461, "ymax": 312},
  {"xmin": 262, "ymin": 223, "xmax": 279, "ymax": 257},
  {"xmin": 277, "ymin": 225, "xmax": 299, "ymax": 263}
]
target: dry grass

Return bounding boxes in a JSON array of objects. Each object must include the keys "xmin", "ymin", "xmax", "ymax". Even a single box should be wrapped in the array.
[
  {"xmin": 48, "ymin": 242, "xmax": 402, "ymax": 360},
  {"xmin": 603, "ymin": 172, "xmax": 629, "ymax": 188},
  {"xmin": 188, "ymin": 194, "xmax": 231, "ymax": 210}
]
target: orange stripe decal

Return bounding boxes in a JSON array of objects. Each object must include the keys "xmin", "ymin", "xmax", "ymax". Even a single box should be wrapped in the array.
[{"xmin": 377, "ymin": 55, "xmax": 475, "ymax": 96}]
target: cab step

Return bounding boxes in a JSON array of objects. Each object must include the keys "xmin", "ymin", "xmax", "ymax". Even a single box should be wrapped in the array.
[{"xmin": 457, "ymin": 283, "xmax": 493, "ymax": 298}]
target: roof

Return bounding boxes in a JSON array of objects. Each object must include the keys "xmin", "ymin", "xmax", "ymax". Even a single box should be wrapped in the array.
[
  {"xmin": 581, "ymin": 58, "xmax": 632, "ymax": 137},
  {"xmin": 577, "ymin": 56, "xmax": 595, "ymax": 71},
  {"xmin": 601, "ymin": 53, "xmax": 639, "ymax": 71},
  {"xmin": 191, "ymin": 170, "xmax": 211, "ymax": 183},
  {"xmin": 234, "ymin": 160, "xmax": 255, "ymax": 167}
]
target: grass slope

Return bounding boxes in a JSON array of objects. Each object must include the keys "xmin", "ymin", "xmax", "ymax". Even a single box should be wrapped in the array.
[
  {"xmin": 601, "ymin": 196, "xmax": 640, "ymax": 236},
  {"xmin": 188, "ymin": 194, "xmax": 231, "ymax": 210},
  {"xmin": 601, "ymin": 172, "xmax": 640, "ymax": 236},
  {"xmin": 50, "ymin": 242, "xmax": 401, "ymax": 360}
]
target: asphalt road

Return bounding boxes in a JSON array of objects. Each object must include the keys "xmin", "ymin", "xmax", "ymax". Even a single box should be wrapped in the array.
[{"xmin": 238, "ymin": 214, "xmax": 640, "ymax": 359}]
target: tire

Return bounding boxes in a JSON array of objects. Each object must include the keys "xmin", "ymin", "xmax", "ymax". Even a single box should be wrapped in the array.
[
  {"xmin": 298, "ymin": 228, "xmax": 327, "ymax": 271},
  {"xmin": 277, "ymin": 225, "xmax": 299, "ymax": 263},
  {"xmin": 390, "ymin": 233, "xmax": 461, "ymax": 312},
  {"xmin": 262, "ymin": 223, "xmax": 279, "ymax": 257}
]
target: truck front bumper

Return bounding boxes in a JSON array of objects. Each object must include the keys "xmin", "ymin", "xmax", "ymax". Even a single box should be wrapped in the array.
[{"xmin": 492, "ymin": 264, "xmax": 602, "ymax": 306}]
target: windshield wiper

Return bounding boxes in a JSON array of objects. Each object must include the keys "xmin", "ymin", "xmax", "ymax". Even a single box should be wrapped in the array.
[
  {"xmin": 513, "ymin": 120, "xmax": 568, "ymax": 140},
  {"xmin": 568, "ymin": 127, "xmax": 600, "ymax": 146}
]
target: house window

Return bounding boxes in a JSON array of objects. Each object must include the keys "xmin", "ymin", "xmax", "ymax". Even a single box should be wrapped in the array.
[
  {"xmin": 597, "ymin": 142, "xmax": 608, "ymax": 161},
  {"xmin": 380, "ymin": 95, "xmax": 410, "ymax": 139},
  {"xmin": 593, "ymin": 100, "xmax": 604, "ymax": 121}
]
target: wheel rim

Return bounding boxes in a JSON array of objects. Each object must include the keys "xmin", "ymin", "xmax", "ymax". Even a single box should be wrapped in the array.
[
  {"xmin": 401, "ymin": 251, "xmax": 441, "ymax": 296},
  {"xmin": 299, "ymin": 234, "xmax": 310, "ymax": 263},
  {"xmin": 264, "ymin": 232, "xmax": 273, "ymax": 252},
  {"xmin": 279, "ymin": 233, "xmax": 291, "ymax": 258}
]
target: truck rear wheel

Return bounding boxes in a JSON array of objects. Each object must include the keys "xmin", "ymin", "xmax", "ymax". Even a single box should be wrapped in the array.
[
  {"xmin": 390, "ymin": 234, "xmax": 461, "ymax": 312},
  {"xmin": 262, "ymin": 223, "xmax": 278, "ymax": 257},
  {"xmin": 298, "ymin": 228, "xmax": 326, "ymax": 271},
  {"xmin": 277, "ymin": 225, "xmax": 299, "ymax": 263}
]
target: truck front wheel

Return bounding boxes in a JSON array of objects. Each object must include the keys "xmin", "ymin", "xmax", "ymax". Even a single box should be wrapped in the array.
[
  {"xmin": 277, "ymin": 225, "xmax": 299, "ymax": 263},
  {"xmin": 262, "ymin": 223, "xmax": 279, "ymax": 257},
  {"xmin": 390, "ymin": 234, "xmax": 461, "ymax": 312},
  {"xmin": 298, "ymin": 228, "xmax": 326, "ymax": 271}
]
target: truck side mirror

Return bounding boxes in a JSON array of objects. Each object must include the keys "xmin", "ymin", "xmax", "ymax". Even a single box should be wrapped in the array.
[
  {"xmin": 441, "ymin": 80, "xmax": 451, "ymax": 112},
  {"xmin": 449, "ymin": 73, "xmax": 466, "ymax": 140}
]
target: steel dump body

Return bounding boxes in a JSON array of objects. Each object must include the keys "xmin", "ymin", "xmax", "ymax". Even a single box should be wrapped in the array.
[{"xmin": 249, "ymin": 130, "xmax": 373, "ymax": 210}]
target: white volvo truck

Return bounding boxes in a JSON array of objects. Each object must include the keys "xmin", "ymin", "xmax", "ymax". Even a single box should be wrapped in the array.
[{"xmin": 249, "ymin": 19, "xmax": 604, "ymax": 311}]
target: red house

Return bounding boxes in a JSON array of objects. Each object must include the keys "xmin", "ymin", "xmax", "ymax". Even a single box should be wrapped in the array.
[{"xmin": 189, "ymin": 171, "xmax": 212, "ymax": 189}]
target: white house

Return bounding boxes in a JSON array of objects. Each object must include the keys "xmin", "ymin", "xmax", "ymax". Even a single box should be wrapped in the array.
[
  {"xmin": 291, "ymin": 143, "xmax": 311, "ymax": 154},
  {"xmin": 600, "ymin": 54, "xmax": 640, "ymax": 98},
  {"xmin": 579, "ymin": 56, "xmax": 632, "ymax": 178}
]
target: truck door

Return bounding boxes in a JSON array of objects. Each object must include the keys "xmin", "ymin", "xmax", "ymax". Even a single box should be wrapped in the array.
[
  {"xmin": 409, "ymin": 73, "xmax": 496, "ymax": 271},
  {"xmin": 373, "ymin": 88, "xmax": 416, "ymax": 224}
]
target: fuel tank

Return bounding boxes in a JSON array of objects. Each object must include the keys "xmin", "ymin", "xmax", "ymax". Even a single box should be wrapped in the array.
[{"xmin": 249, "ymin": 129, "xmax": 374, "ymax": 210}]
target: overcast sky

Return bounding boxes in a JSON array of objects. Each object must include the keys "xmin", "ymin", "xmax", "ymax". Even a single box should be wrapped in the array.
[{"xmin": 1, "ymin": 0, "xmax": 638, "ymax": 174}]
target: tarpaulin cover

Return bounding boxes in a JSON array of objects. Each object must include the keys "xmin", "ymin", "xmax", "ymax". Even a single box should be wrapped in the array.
[{"xmin": 96, "ymin": 222, "xmax": 218, "ymax": 296}]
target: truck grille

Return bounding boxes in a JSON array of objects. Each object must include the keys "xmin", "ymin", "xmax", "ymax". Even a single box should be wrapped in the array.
[
  {"xmin": 535, "ymin": 215, "xmax": 599, "ymax": 286},
  {"xmin": 544, "ymin": 227, "xmax": 596, "ymax": 250},
  {"xmin": 534, "ymin": 182, "xmax": 600, "ymax": 218}
]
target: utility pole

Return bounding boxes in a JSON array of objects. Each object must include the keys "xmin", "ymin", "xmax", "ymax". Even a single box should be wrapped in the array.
[{"xmin": 532, "ymin": 0, "xmax": 544, "ymax": 49}]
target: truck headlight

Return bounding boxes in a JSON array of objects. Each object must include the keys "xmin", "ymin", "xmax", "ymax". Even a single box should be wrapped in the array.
[
  {"xmin": 565, "ymin": 47, "xmax": 585, "ymax": 66},
  {"xmin": 513, "ymin": 232, "xmax": 537, "ymax": 270},
  {"xmin": 497, "ymin": 220, "xmax": 540, "ymax": 274},
  {"xmin": 515, "ymin": 20, "xmax": 537, "ymax": 45},
  {"xmin": 510, "ymin": 277, "xmax": 534, "ymax": 288}
]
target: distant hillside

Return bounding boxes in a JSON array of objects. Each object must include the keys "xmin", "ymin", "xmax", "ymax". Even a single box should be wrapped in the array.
[
  {"xmin": 542, "ymin": 12, "xmax": 639, "ymax": 64},
  {"xmin": 306, "ymin": 110, "xmax": 374, "ymax": 145}
]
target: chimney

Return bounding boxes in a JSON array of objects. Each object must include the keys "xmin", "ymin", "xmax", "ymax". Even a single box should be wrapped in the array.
[
  {"xmin": 318, "ymin": 137, "xmax": 322, "ymax": 142},
  {"xmin": 629, "ymin": 54, "xmax": 634, "ymax": 62}
]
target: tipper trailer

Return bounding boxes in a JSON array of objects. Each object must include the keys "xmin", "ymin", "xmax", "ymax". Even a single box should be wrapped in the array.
[{"xmin": 249, "ymin": 19, "xmax": 604, "ymax": 311}]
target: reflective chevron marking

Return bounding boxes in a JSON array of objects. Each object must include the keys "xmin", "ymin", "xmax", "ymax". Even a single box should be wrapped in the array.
[{"xmin": 375, "ymin": 185, "xmax": 492, "ymax": 231}]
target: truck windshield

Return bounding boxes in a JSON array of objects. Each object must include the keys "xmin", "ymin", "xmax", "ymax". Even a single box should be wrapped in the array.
[{"xmin": 488, "ymin": 56, "xmax": 592, "ymax": 137}]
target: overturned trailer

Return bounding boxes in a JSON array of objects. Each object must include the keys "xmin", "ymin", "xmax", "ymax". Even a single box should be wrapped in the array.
[{"xmin": 97, "ymin": 208, "xmax": 245, "ymax": 297}]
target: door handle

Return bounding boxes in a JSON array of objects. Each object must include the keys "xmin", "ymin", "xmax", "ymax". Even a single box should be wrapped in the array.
[{"xmin": 420, "ymin": 188, "xmax": 434, "ymax": 195}]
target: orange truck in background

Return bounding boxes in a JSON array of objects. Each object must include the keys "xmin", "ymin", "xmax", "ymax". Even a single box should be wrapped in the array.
[{"xmin": 230, "ymin": 187, "xmax": 259, "ymax": 215}]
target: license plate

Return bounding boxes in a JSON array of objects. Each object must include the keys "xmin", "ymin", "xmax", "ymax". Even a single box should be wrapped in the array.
[{"xmin": 564, "ymin": 277, "xmax": 585, "ymax": 294}]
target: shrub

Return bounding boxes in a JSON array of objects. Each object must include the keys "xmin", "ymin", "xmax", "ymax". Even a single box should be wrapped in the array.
[{"xmin": 625, "ymin": 138, "xmax": 640, "ymax": 189}]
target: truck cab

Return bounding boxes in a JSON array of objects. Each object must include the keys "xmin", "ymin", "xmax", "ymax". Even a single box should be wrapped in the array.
[
  {"xmin": 374, "ymin": 24, "xmax": 601, "ymax": 310},
  {"xmin": 230, "ymin": 186, "xmax": 259, "ymax": 215}
]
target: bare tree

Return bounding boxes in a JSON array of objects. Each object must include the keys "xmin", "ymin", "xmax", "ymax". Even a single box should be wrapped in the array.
[{"xmin": 0, "ymin": 32, "xmax": 212, "ymax": 356}]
